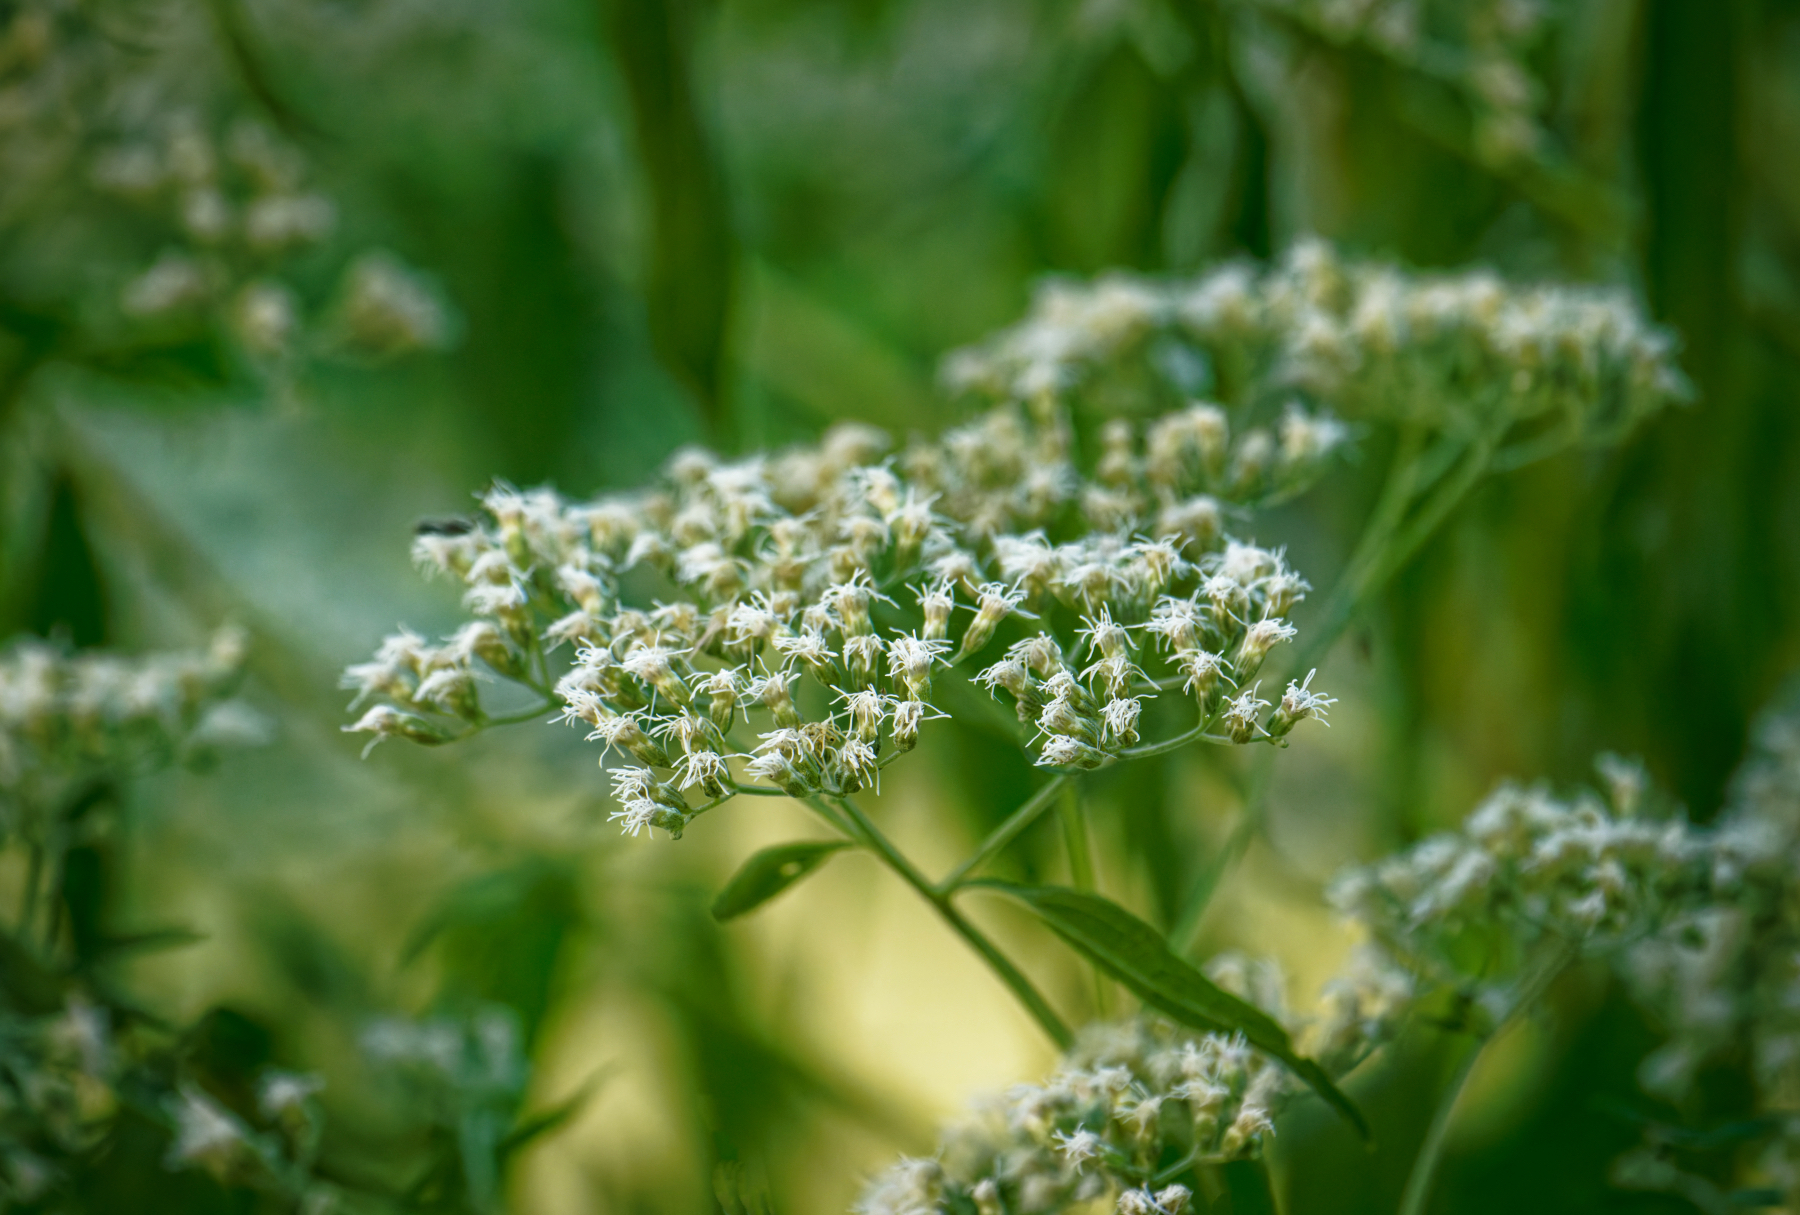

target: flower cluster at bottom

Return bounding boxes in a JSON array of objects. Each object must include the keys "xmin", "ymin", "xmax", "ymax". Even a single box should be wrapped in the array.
[
  {"xmin": 859, "ymin": 960, "xmax": 1332, "ymax": 1215},
  {"xmin": 861, "ymin": 726, "xmax": 1800, "ymax": 1215}
]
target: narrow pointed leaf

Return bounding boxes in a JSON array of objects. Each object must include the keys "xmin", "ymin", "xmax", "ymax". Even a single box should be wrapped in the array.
[
  {"xmin": 712, "ymin": 841, "xmax": 854, "ymax": 922},
  {"xmin": 973, "ymin": 880, "xmax": 1369, "ymax": 1142}
]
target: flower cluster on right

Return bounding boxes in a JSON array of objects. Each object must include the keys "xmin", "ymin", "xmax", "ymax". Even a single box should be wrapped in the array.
[{"xmin": 864, "ymin": 698, "xmax": 1800, "ymax": 1215}]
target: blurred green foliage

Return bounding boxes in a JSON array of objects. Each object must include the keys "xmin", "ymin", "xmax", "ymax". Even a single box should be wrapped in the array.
[{"xmin": 3, "ymin": 0, "xmax": 1799, "ymax": 1212}]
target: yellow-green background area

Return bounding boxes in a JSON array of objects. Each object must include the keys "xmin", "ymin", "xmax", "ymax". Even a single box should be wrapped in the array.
[{"xmin": 3, "ymin": 1, "xmax": 1794, "ymax": 1212}]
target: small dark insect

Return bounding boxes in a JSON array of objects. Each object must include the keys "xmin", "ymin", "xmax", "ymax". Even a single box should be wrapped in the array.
[{"xmin": 414, "ymin": 516, "xmax": 475, "ymax": 537}]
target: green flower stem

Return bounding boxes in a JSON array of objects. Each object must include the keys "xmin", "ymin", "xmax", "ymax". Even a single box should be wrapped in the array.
[
  {"xmin": 936, "ymin": 775, "xmax": 1070, "ymax": 893},
  {"xmin": 1172, "ymin": 428, "xmax": 1503, "ymax": 953},
  {"xmin": 474, "ymin": 699, "xmax": 562, "ymax": 732},
  {"xmin": 1397, "ymin": 945, "xmax": 1575, "ymax": 1215},
  {"xmin": 1117, "ymin": 724, "xmax": 1234, "ymax": 759},
  {"xmin": 1168, "ymin": 755, "xmax": 1275, "ymax": 951},
  {"xmin": 818, "ymin": 793, "xmax": 1074, "ymax": 1050},
  {"xmin": 1057, "ymin": 783, "xmax": 1112, "ymax": 1017}
]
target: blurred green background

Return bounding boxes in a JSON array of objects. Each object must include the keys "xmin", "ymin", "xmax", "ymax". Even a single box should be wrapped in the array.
[{"xmin": 3, "ymin": 0, "xmax": 1798, "ymax": 1211}]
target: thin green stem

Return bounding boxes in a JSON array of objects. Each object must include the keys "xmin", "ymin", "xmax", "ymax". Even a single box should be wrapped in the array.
[
  {"xmin": 1397, "ymin": 945, "xmax": 1575, "ymax": 1215},
  {"xmin": 821, "ymin": 794, "xmax": 1073, "ymax": 1049},
  {"xmin": 1170, "ymin": 751, "xmax": 1274, "ymax": 952},
  {"xmin": 937, "ymin": 775, "xmax": 1069, "ymax": 893},
  {"xmin": 1358, "ymin": 434, "xmax": 1498, "ymax": 607},
  {"xmin": 1116, "ymin": 722, "xmax": 1234, "ymax": 760},
  {"xmin": 723, "ymin": 780, "xmax": 788, "ymax": 798},
  {"xmin": 471, "ymin": 697, "xmax": 560, "ymax": 733},
  {"xmin": 1286, "ymin": 425, "xmax": 1432, "ymax": 679},
  {"xmin": 799, "ymin": 793, "xmax": 857, "ymax": 838},
  {"xmin": 1169, "ymin": 431, "xmax": 1502, "ymax": 952},
  {"xmin": 1057, "ymin": 783, "xmax": 1111, "ymax": 1017}
]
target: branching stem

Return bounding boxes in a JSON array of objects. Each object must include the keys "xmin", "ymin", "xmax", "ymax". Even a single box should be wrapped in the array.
[
  {"xmin": 937, "ymin": 776, "xmax": 1069, "ymax": 893},
  {"xmin": 817, "ymin": 794, "xmax": 1073, "ymax": 1049},
  {"xmin": 1397, "ymin": 944, "xmax": 1575, "ymax": 1215}
]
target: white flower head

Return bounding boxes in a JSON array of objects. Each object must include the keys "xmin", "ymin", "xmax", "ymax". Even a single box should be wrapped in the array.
[
  {"xmin": 1051, "ymin": 1126, "xmax": 1104, "ymax": 1172},
  {"xmin": 608, "ymin": 799, "xmax": 660, "ymax": 837},
  {"xmin": 1101, "ymin": 697, "xmax": 1143, "ymax": 746},
  {"xmin": 887, "ymin": 633, "xmax": 951, "ymax": 697}
]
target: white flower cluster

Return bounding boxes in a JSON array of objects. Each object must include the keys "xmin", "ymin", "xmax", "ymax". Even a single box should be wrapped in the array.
[
  {"xmin": 0, "ymin": 990, "xmax": 327, "ymax": 1207},
  {"xmin": 0, "ymin": 0, "xmax": 452, "ymax": 366},
  {"xmin": 0, "ymin": 628, "xmax": 254, "ymax": 842},
  {"xmin": 347, "ymin": 399, "xmax": 1341, "ymax": 837},
  {"xmin": 858, "ymin": 993, "xmax": 1306, "ymax": 1215},
  {"xmin": 360, "ymin": 1005, "xmax": 529, "ymax": 1109},
  {"xmin": 1230, "ymin": 0, "xmax": 1555, "ymax": 164},
  {"xmin": 944, "ymin": 240, "xmax": 1685, "ymax": 454},
  {"xmin": 94, "ymin": 116, "xmax": 453, "ymax": 361},
  {"xmin": 0, "ymin": 997, "xmax": 118, "ymax": 1199},
  {"xmin": 858, "ymin": 749, "xmax": 1796, "ymax": 1215},
  {"xmin": 161, "ymin": 1070, "xmax": 329, "ymax": 1202},
  {"xmin": 1326, "ymin": 732, "xmax": 1800, "ymax": 1205},
  {"xmin": 1326, "ymin": 770, "xmax": 1723, "ymax": 992},
  {"xmin": 358, "ymin": 1005, "xmax": 531, "ymax": 1209},
  {"xmin": 1609, "ymin": 701, "xmax": 1800, "ymax": 1206}
]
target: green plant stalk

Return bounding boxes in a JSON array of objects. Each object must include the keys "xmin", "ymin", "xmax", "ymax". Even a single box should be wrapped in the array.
[
  {"xmin": 1396, "ymin": 945, "xmax": 1575, "ymax": 1215},
  {"xmin": 937, "ymin": 775, "xmax": 1069, "ymax": 893},
  {"xmin": 1056, "ymin": 783, "xmax": 1111, "ymax": 1017},
  {"xmin": 1172, "ymin": 430, "xmax": 1502, "ymax": 952},
  {"xmin": 815, "ymin": 794, "xmax": 1074, "ymax": 1049}
]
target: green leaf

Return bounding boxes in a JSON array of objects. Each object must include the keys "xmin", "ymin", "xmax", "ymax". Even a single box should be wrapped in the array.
[
  {"xmin": 712, "ymin": 841, "xmax": 854, "ymax": 922},
  {"xmin": 973, "ymin": 881, "xmax": 1370, "ymax": 1143}
]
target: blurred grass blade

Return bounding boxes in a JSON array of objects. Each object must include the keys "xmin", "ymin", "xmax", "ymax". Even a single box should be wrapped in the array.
[
  {"xmin": 605, "ymin": 0, "xmax": 736, "ymax": 438},
  {"xmin": 500, "ymin": 1065, "xmax": 615, "ymax": 1159},
  {"xmin": 712, "ymin": 841, "xmax": 854, "ymax": 922},
  {"xmin": 974, "ymin": 881, "xmax": 1369, "ymax": 1143}
]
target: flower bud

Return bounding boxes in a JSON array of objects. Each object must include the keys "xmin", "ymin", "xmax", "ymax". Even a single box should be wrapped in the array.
[
  {"xmin": 1038, "ymin": 696, "xmax": 1098, "ymax": 746},
  {"xmin": 592, "ymin": 712, "xmax": 671, "ymax": 767},
  {"xmin": 834, "ymin": 738, "xmax": 879, "ymax": 793},
  {"xmin": 415, "ymin": 666, "xmax": 480, "ymax": 721},
  {"xmin": 955, "ymin": 584, "xmax": 1025, "ymax": 662},
  {"xmin": 675, "ymin": 747, "xmax": 729, "ymax": 798},
  {"xmin": 843, "ymin": 634, "xmax": 885, "ymax": 687},
  {"xmin": 1157, "ymin": 496, "xmax": 1223, "ymax": 552},
  {"xmin": 620, "ymin": 644, "xmax": 692, "ymax": 708},
  {"xmin": 700, "ymin": 669, "xmax": 742, "ymax": 726},
  {"xmin": 842, "ymin": 689, "xmax": 886, "ymax": 743},
  {"xmin": 755, "ymin": 672, "xmax": 802, "ymax": 728},
  {"xmin": 1268, "ymin": 669, "xmax": 1334, "ymax": 738},
  {"xmin": 1180, "ymin": 650, "xmax": 1227, "ymax": 709},
  {"xmin": 1227, "ymin": 428, "xmax": 1274, "ymax": 498},
  {"xmin": 887, "ymin": 634, "xmax": 949, "ymax": 700},
  {"xmin": 1037, "ymin": 734, "xmax": 1107, "ymax": 769},
  {"xmin": 890, "ymin": 700, "xmax": 929, "ymax": 751},
  {"xmin": 343, "ymin": 705, "xmax": 452, "ymax": 753},
  {"xmin": 1101, "ymin": 696, "xmax": 1142, "ymax": 746},
  {"xmin": 1222, "ymin": 686, "xmax": 1269, "ymax": 744},
  {"xmin": 830, "ymin": 579, "xmax": 875, "ymax": 637},
  {"xmin": 1261, "ymin": 571, "xmax": 1309, "ymax": 619},
  {"xmin": 919, "ymin": 583, "xmax": 955, "ymax": 642},
  {"xmin": 1232, "ymin": 617, "xmax": 1296, "ymax": 678},
  {"xmin": 1191, "ymin": 404, "xmax": 1229, "ymax": 480},
  {"xmin": 1097, "ymin": 419, "xmax": 1136, "ymax": 486}
]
